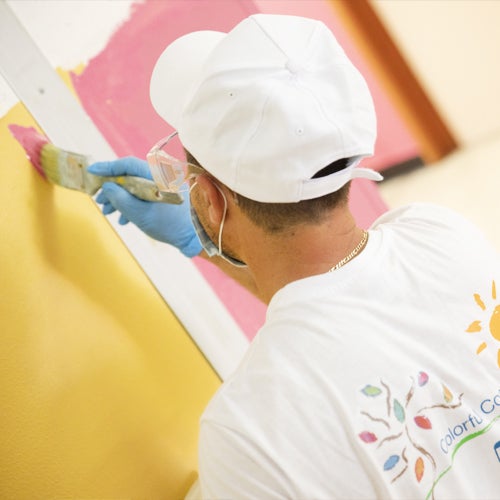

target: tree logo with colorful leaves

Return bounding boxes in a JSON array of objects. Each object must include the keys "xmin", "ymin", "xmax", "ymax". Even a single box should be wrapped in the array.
[{"xmin": 358, "ymin": 371, "xmax": 463, "ymax": 496}]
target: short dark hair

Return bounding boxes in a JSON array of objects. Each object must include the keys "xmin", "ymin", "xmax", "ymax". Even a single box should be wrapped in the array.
[{"xmin": 186, "ymin": 151, "xmax": 351, "ymax": 234}]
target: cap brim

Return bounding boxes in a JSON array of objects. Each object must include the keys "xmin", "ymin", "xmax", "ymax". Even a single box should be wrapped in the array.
[
  {"xmin": 300, "ymin": 164, "xmax": 383, "ymax": 202},
  {"xmin": 150, "ymin": 30, "xmax": 226, "ymax": 129}
]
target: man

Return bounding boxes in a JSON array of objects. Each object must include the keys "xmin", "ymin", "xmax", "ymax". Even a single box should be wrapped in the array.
[{"xmin": 89, "ymin": 14, "xmax": 500, "ymax": 499}]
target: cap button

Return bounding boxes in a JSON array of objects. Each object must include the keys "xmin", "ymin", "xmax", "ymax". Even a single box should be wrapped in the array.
[{"xmin": 285, "ymin": 58, "xmax": 303, "ymax": 75}]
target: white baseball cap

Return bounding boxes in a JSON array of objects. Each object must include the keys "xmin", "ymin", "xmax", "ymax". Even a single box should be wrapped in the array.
[{"xmin": 150, "ymin": 14, "xmax": 382, "ymax": 203}]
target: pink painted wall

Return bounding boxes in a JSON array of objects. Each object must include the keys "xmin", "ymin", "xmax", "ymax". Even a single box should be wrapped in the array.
[{"xmin": 70, "ymin": 0, "xmax": 413, "ymax": 338}]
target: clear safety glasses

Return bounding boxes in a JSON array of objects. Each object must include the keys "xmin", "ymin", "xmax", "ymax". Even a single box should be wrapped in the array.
[{"xmin": 147, "ymin": 131, "xmax": 205, "ymax": 194}]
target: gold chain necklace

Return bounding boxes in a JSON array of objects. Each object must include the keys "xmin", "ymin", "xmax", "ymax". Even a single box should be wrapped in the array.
[{"xmin": 329, "ymin": 230, "xmax": 368, "ymax": 272}]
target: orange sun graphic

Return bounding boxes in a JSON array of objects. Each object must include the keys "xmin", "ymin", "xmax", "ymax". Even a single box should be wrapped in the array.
[{"xmin": 466, "ymin": 280, "xmax": 500, "ymax": 368}]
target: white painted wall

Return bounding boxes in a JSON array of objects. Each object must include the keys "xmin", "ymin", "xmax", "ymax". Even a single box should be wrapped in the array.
[
  {"xmin": 7, "ymin": 0, "xmax": 134, "ymax": 68},
  {"xmin": 372, "ymin": 0, "xmax": 500, "ymax": 147},
  {"xmin": 0, "ymin": 0, "xmax": 133, "ymax": 116}
]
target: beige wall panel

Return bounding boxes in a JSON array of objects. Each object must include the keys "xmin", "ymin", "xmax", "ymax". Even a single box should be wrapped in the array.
[{"xmin": 372, "ymin": 0, "xmax": 500, "ymax": 146}]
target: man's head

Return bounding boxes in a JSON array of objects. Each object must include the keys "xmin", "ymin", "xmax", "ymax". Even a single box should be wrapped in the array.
[
  {"xmin": 185, "ymin": 149, "xmax": 352, "ymax": 235},
  {"xmin": 149, "ymin": 14, "xmax": 381, "ymax": 206}
]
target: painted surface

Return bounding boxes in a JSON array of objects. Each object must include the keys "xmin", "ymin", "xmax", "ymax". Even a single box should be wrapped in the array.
[
  {"xmin": 68, "ymin": 0, "xmax": 268, "ymax": 337},
  {"xmin": 0, "ymin": 101, "xmax": 220, "ymax": 498},
  {"xmin": 0, "ymin": 2, "xmax": 415, "ymax": 496},
  {"xmin": 67, "ymin": 0, "xmax": 406, "ymax": 338},
  {"xmin": 8, "ymin": 124, "xmax": 48, "ymax": 175}
]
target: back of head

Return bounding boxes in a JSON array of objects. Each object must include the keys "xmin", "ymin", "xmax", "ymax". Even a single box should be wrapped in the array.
[{"xmin": 150, "ymin": 14, "xmax": 381, "ymax": 204}]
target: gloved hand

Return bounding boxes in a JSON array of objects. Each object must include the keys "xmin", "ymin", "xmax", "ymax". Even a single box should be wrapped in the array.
[{"xmin": 88, "ymin": 157, "xmax": 202, "ymax": 258}]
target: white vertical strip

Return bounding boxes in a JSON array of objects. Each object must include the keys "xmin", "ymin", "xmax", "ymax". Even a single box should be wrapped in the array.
[{"xmin": 0, "ymin": 1, "xmax": 248, "ymax": 380}]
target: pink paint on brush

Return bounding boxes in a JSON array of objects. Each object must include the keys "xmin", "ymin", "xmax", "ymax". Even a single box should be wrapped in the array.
[{"xmin": 9, "ymin": 124, "xmax": 48, "ymax": 177}]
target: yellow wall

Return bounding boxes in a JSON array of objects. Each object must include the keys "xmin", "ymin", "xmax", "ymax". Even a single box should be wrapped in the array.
[{"xmin": 0, "ymin": 102, "xmax": 220, "ymax": 498}]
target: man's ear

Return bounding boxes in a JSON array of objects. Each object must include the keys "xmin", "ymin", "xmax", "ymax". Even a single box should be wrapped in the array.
[{"xmin": 195, "ymin": 175, "xmax": 225, "ymax": 225}]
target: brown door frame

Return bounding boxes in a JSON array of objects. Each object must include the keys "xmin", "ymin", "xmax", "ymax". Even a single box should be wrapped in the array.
[{"xmin": 330, "ymin": 0, "xmax": 458, "ymax": 163}]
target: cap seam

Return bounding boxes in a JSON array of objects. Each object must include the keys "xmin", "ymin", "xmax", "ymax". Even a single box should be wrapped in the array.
[
  {"xmin": 232, "ymin": 77, "xmax": 278, "ymax": 193},
  {"xmin": 251, "ymin": 16, "xmax": 288, "ymax": 59},
  {"xmin": 296, "ymin": 79, "xmax": 346, "ymax": 168}
]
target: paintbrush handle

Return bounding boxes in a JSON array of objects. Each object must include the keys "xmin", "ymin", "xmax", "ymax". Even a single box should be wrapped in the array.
[
  {"xmin": 112, "ymin": 175, "xmax": 183, "ymax": 204},
  {"xmin": 88, "ymin": 174, "xmax": 183, "ymax": 204}
]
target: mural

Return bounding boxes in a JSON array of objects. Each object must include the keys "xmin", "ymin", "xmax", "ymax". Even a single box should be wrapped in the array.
[
  {"xmin": 66, "ymin": 0, "xmax": 414, "ymax": 337},
  {"xmin": 0, "ymin": 1, "xmax": 420, "ymax": 497}
]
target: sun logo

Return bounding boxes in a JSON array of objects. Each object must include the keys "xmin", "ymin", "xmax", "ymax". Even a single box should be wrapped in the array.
[{"xmin": 466, "ymin": 280, "xmax": 500, "ymax": 368}]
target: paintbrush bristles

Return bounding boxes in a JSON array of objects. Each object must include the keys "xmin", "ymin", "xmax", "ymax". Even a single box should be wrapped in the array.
[
  {"xmin": 40, "ymin": 143, "xmax": 89, "ymax": 191},
  {"xmin": 10, "ymin": 124, "xmax": 183, "ymax": 203},
  {"xmin": 10, "ymin": 124, "xmax": 92, "ymax": 192},
  {"xmin": 9, "ymin": 124, "xmax": 88, "ymax": 192},
  {"xmin": 8, "ymin": 125, "xmax": 49, "ymax": 177},
  {"xmin": 39, "ymin": 144, "xmax": 63, "ymax": 185}
]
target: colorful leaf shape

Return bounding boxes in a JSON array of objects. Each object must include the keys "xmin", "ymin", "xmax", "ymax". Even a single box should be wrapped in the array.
[
  {"xmin": 393, "ymin": 399, "xmax": 405, "ymax": 423},
  {"xmin": 383, "ymin": 455, "xmax": 400, "ymax": 471},
  {"xmin": 414, "ymin": 415, "xmax": 432, "ymax": 429},
  {"xmin": 418, "ymin": 371, "xmax": 429, "ymax": 386},
  {"xmin": 415, "ymin": 456, "xmax": 424, "ymax": 482},
  {"xmin": 361, "ymin": 385, "xmax": 382, "ymax": 397},
  {"xmin": 359, "ymin": 431, "xmax": 377, "ymax": 443},
  {"xmin": 443, "ymin": 384, "xmax": 453, "ymax": 403}
]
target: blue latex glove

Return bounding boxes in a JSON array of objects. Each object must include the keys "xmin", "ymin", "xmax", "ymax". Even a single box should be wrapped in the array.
[{"xmin": 88, "ymin": 157, "xmax": 202, "ymax": 258}]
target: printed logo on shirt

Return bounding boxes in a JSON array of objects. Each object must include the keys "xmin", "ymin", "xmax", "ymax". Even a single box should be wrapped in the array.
[
  {"xmin": 357, "ymin": 372, "xmax": 500, "ymax": 499},
  {"xmin": 495, "ymin": 440, "xmax": 500, "ymax": 462},
  {"xmin": 465, "ymin": 279, "xmax": 500, "ymax": 368},
  {"xmin": 358, "ymin": 371, "xmax": 458, "ymax": 489}
]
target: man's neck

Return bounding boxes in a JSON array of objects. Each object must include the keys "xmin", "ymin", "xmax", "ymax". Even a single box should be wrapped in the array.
[{"xmin": 237, "ymin": 207, "xmax": 364, "ymax": 304}]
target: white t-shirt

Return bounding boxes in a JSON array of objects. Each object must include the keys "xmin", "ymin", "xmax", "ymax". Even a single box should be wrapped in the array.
[{"xmin": 199, "ymin": 203, "xmax": 500, "ymax": 499}]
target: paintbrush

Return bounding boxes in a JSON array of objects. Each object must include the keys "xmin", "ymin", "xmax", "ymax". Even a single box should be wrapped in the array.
[{"xmin": 10, "ymin": 125, "xmax": 182, "ymax": 204}]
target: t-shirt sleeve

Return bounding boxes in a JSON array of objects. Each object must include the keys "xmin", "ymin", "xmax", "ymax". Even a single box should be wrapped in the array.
[{"xmin": 198, "ymin": 420, "xmax": 288, "ymax": 500}]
